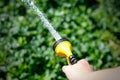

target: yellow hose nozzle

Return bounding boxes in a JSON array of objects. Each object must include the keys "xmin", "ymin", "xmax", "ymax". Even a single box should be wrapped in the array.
[{"xmin": 53, "ymin": 38, "xmax": 77, "ymax": 65}]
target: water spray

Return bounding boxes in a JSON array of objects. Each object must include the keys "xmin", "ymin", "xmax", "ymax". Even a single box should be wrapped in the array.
[{"xmin": 22, "ymin": 0, "xmax": 77, "ymax": 65}]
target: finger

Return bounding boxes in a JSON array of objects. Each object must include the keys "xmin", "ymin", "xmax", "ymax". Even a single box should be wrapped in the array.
[
  {"xmin": 62, "ymin": 65, "xmax": 68, "ymax": 73},
  {"xmin": 77, "ymin": 59, "xmax": 93, "ymax": 72},
  {"xmin": 62, "ymin": 65, "xmax": 73, "ymax": 78},
  {"xmin": 90, "ymin": 65, "xmax": 94, "ymax": 71},
  {"xmin": 78, "ymin": 59, "xmax": 89, "ymax": 66}
]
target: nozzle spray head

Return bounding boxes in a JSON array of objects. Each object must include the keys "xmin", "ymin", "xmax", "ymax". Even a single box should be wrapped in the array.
[{"xmin": 53, "ymin": 38, "xmax": 77, "ymax": 65}]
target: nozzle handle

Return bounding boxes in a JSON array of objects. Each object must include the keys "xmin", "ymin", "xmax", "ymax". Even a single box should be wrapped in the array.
[{"xmin": 68, "ymin": 55, "xmax": 77, "ymax": 65}]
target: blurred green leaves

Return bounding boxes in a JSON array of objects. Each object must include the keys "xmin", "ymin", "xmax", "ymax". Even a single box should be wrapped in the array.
[{"xmin": 0, "ymin": 0, "xmax": 120, "ymax": 79}]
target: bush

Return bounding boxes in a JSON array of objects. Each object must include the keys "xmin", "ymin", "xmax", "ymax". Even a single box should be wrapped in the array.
[{"xmin": 0, "ymin": 0, "xmax": 120, "ymax": 79}]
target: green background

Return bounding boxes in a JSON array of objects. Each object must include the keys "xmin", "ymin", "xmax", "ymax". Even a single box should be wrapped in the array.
[{"xmin": 0, "ymin": 0, "xmax": 120, "ymax": 79}]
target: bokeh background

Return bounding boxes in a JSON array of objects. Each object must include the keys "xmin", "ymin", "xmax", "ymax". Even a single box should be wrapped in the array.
[{"xmin": 0, "ymin": 0, "xmax": 120, "ymax": 79}]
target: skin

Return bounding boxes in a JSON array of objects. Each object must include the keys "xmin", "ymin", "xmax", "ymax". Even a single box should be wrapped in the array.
[{"xmin": 62, "ymin": 59, "xmax": 120, "ymax": 80}]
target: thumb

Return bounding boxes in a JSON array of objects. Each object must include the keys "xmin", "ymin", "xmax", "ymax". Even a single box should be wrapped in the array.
[
  {"xmin": 62, "ymin": 65, "xmax": 69, "ymax": 73},
  {"xmin": 62, "ymin": 65, "xmax": 74, "ymax": 79}
]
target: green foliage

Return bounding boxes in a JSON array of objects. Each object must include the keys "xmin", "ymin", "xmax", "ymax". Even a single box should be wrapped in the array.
[{"xmin": 0, "ymin": 0, "xmax": 120, "ymax": 79}]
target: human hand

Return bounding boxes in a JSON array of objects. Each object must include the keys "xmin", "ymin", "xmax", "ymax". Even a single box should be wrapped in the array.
[{"xmin": 62, "ymin": 59, "xmax": 93, "ymax": 80}]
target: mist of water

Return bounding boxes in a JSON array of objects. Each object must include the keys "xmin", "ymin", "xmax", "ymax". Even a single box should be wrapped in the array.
[{"xmin": 22, "ymin": 0, "xmax": 62, "ymax": 41}]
